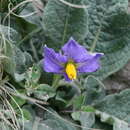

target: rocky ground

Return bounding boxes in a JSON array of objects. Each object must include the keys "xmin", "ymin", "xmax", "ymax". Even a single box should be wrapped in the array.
[{"xmin": 104, "ymin": 64, "xmax": 130, "ymax": 92}]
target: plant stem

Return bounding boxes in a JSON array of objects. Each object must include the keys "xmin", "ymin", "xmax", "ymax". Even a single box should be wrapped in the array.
[
  {"xmin": 90, "ymin": 25, "xmax": 101, "ymax": 52},
  {"xmin": 17, "ymin": 27, "xmax": 41, "ymax": 46},
  {"xmin": 30, "ymin": 40, "xmax": 39, "ymax": 62},
  {"xmin": 52, "ymin": 74, "xmax": 61, "ymax": 89}
]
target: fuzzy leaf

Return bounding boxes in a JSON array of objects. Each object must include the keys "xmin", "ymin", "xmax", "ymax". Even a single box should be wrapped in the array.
[
  {"xmin": 72, "ymin": 111, "xmax": 95, "ymax": 130},
  {"xmin": 43, "ymin": 109, "xmax": 77, "ymax": 130},
  {"xmin": 94, "ymin": 89, "xmax": 130, "ymax": 123},
  {"xmin": 85, "ymin": 0, "xmax": 130, "ymax": 79},
  {"xmin": 19, "ymin": 3, "xmax": 42, "ymax": 26},
  {"xmin": 23, "ymin": 117, "xmax": 52, "ymax": 130},
  {"xmin": 1, "ymin": 25, "xmax": 33, "ymax": 81},
  {"xmin": 42, "ymin": 0, "xmax": 88, "ymax": 49},
  {"xmin": 83, "ymin": 76, "xmax": 106, "ymax": 105},
  {"xmin": 33, "ymin": 84, "xmax": 55, "ymax": 101},
  {"xmin": 10, "ymin": 96, "xmax": 26, "ymax": 109},
  {"xmin": 95, "ymin": 110, "xmax": 130, "ymax": 130}
]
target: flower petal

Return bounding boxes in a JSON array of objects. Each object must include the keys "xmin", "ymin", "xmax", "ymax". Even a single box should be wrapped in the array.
[
  {"xmin": 62, "ymin": 37, "xmax": 91, "ymax": 62},
  {"xmin": 77, "ymin": 53, "xmax": 103, "ymax": 73},
  {"xmin": 43, "ymin": 46, "xmax": 67, "ymax": 73},
  {"xmin": 63, "ymin": 73, "xmax": 71, "ymax": 81}
]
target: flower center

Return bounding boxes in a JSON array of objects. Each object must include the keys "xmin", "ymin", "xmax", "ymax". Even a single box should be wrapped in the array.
[{"xmin": 65, "ymin": 62, "xmax": 77, "ymax": 80}]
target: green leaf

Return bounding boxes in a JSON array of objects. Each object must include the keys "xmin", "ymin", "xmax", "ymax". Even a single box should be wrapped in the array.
[
  {"xmin": 19, "ymin": 2, "xmax": 42, "ymax": 26},
  {"xmin": 85, "ymin": 0, "xmax": 130, "ymax": 79},
  {"xmin": 0, "ymin": 24, "xmax": 21, "ymax": 42},
  {"xmin": 43, "ymin": 109, "xmax": 77, "ymax": 130},
  {"xmin": 94, "ymin": 89, "xmax": 130, "ymax": 123},
  {"xmin": 17, "ymin": 108, "xmax": 32, "ymax": 120},
  {"xmin": 14, "ymin": 73, "xmax": 25, "ymax": 82},
  {"xmin": 13, "ymin": 46, "xmax": 33, "ymax": 76},
  {"xmin": 93, "ymin": 118, "xmax": 112, "ymax": 130},
  {"xmin": 72, "ymin": 95, "xmax": 86, "ymax": 110},
  {"xmin": 55, "ymin": 91, "xmax": 67, "ymax": 104},
  {"xmin": 39, "ymin": 60, "xmax": 53, "ymax": 85},
  {"xmin": 0, "ymin": 122, "xmax": 11, "ymax": 130},
  {"xmin": 42, "ymin": 0, "xmax": 88, "ymax": 49},
  {"xmin": 1, "ymin": 25, "xmax": 33, "ymax": 80},
  {"xmin": 95, "ymin": 110, "xmax": 130, "ymax": 130},
  {"xmin": 22, "ymin": 108, "xmax": 77, "ymax": 130},
  {"xmin": 83, "ymin": 76, "xmax": 106, "ymax": 105},
  {"xmin": 24, "ymin": 52, "xmax": 33, "ymax": 67},
  {"xmin": 0, "ymin": 0, "xmax": 8, "ymax": 12},
  {"xmin": 2, "ymin": 41, "xmax": 16, "ymax": 76},
  {"xmin": 72, "ymin": 111, "xmax": 95, "ymax": 130},
  {"xmin": 26, "ymin": 65, "xmax": 41, "ymax": 84},
  {"xmin": 33, "ymin": 84, "xmax": 55, "ymax": 101},
  {"xmin": 0, "ymin": 25, "xmax": 18, "ymax": 76},
  {"xmin": 23, "ymin": 117, "xmax": 52, "ymax": 130},
  {"xmin": 37, "ymin": 84, "xmax": 55, "ymax": 92},
  {"xmin": 10, "ymin": 96, "xmax": 26, "ymax": 109},
  {"xmin": 3, "ymin": 44, "xmax": 32, "ymax": 81},
  {"xmin": 14, "ymin": 46, "xmax": 26, "ymax": 74},
  {"xmin": 81, "ymin": 106, "xmax": 95, "ymax": 112}
]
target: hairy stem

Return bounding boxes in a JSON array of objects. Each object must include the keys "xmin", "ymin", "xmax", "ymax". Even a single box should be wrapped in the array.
[
  {"xmin": 90, "ymin": 25, "xmax": 101, "ymax": 52},
  {"xmin": 52, "ymin": 74, "xmax": 61, "ymax": 89}
]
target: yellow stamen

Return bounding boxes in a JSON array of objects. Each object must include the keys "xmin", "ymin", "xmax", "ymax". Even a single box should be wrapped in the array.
[{"xmin": 65, "ymin": 62, "xmax": 77, "ymax": 80}]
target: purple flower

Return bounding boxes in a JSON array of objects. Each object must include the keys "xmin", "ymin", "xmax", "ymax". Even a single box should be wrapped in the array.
[{"xmin": 43, "ymin": 37, "xmax": 103, "ymax": 81}]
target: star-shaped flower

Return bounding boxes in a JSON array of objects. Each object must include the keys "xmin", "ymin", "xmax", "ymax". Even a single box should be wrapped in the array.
[{"xmin": 43, "ymin": 37, "xmax": 103, "ymax": 81}]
